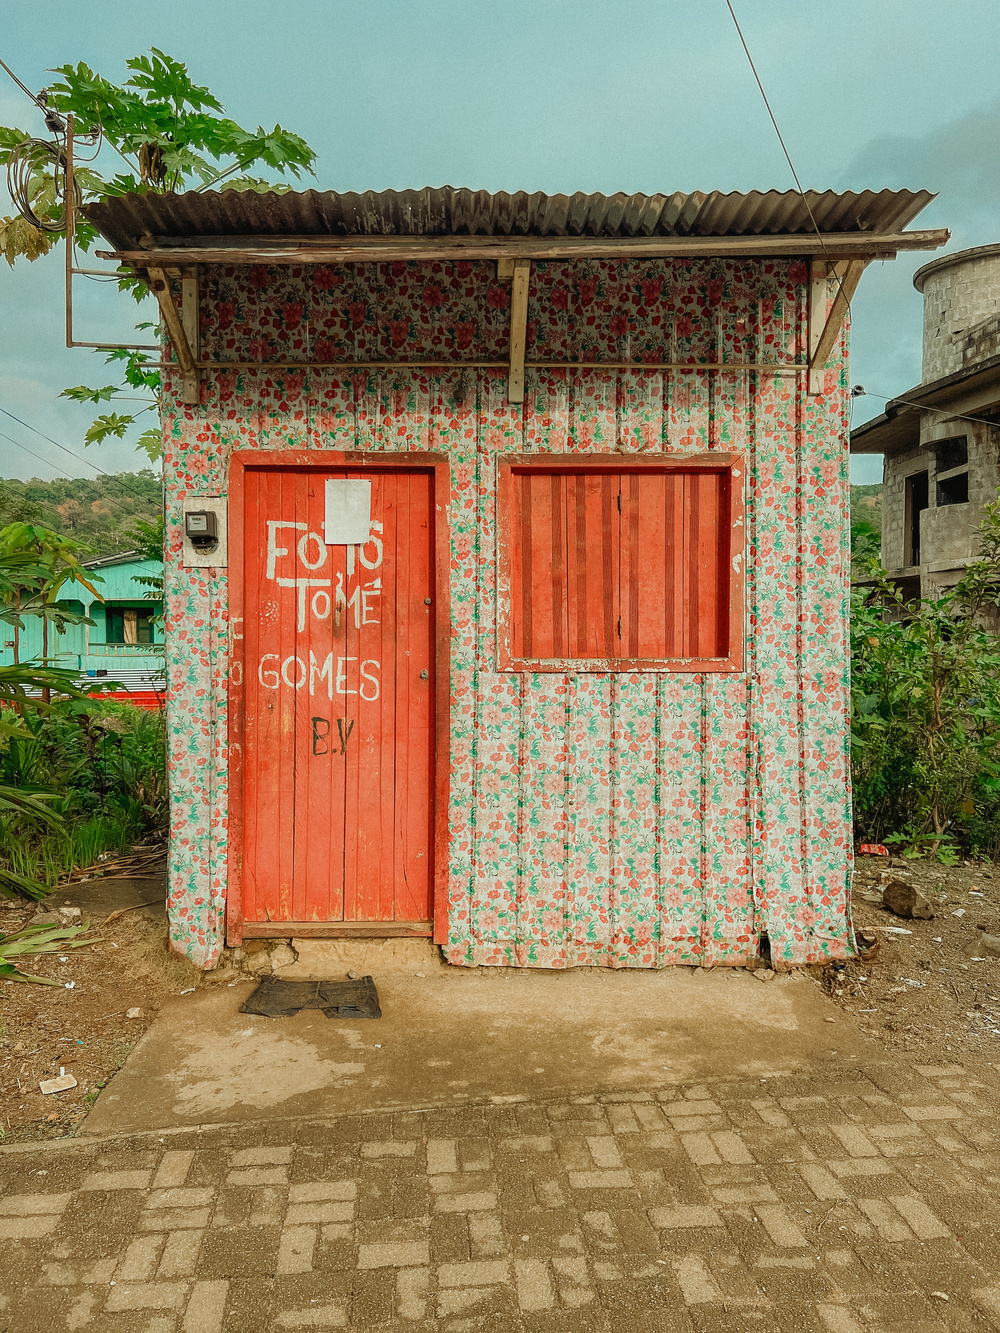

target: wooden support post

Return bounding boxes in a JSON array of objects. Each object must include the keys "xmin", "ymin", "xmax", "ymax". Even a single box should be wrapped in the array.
[
  {"xmin": 807, "ymin": 259, "xmax": 827, "ymax": 395},
  {"xmin": 64, "ymin": 115, "xmax": 75, "ymax": 349},
  {"xmin": 147, "ymin": 266, "xmax": 200, "ymax": 405},
  {"xmin": 181, "ymin": 267, "xmax": 200, "ymax": 403},
  {"xmin": 497, "ymin": 258, "xmax": 516, "ymax": 280},
  {"xmin": 808, "ymin": 259, "xmax": 867, "ymax": 390},
  {"xmin": 507, "ymin": 259, "xmax": 530, "ymax": 404}
]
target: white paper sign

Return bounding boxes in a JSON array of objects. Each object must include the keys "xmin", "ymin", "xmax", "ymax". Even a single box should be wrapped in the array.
[{"xmin": 324, "ymin": 478, "xmax": 371, "ymax": 544}]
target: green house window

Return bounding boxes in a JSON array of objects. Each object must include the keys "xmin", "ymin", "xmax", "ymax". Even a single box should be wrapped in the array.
[{"xmin": 106, "ymin": 606, "xmax": 156, "ymax": 645}]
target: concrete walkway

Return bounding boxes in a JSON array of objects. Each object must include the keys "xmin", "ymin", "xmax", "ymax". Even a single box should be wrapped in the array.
[
  {"xmin": 83, "ymin": 967, "xmax": 869, "ymax": 1134},
  {"xmin": 3, "ymin": 1059, "xmax": 1000, "ymax": 1332}
]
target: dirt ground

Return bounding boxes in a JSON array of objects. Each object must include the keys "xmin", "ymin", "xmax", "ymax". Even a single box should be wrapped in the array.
[
  {"xmin": 829, "ymin": 853, "xmax": 1000, "ymax": 1064},
  {"xmin": 0, "ymin": 894, "xmax": 202, "ymax": 1144}
]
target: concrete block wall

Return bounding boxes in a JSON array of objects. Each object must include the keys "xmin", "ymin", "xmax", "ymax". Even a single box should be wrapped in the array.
[
  {"xmin": 882, "ymin": 422, "xmax": 999, "ymax": 579},
  {"xmin": 916, "ymin": 245, "xmax": 1000, "ymax": 382}
]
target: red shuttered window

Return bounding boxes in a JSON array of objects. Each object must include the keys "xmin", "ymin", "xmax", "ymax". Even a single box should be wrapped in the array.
[{"xmin": 498, "ymin": 454, "xmax": 744, "ymax": 672}]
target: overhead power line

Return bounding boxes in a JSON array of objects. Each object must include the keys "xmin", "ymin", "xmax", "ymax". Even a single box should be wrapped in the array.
[
  {"xmin": 0, "ymin": 54, "xmax": 45, "ymax": 109},
  {"xmin": 0, "ymin": 427, "xmax": 85, "ymax": 483},
  {"xmin": 724, "ymin": 2, "xmax": 852, "ymax": 316},
  {"xmin": 852, "ymin": 387, "xmax": 1000, "ymax": 430},
  {"xmin": 0, "ymin": 404, "xmax": 161, "ymax": 503},
  {"xmin": 0, "ymin": 53, "xmax": 65, "ymax": 133}
]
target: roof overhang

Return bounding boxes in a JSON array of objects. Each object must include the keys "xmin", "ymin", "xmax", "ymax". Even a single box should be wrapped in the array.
[
  {"xmin": 83, "ymin": 185, "xmax": 946, "ymax": 268},
  {"xmin": 81, "ymin": 186, "xmax": 947, "ymax": 410},
  {"xmin": 851, "ymin": 352, "xmax": 1000, "ymax": 454},
  {"xmin": 96, "ymin": 229, "xmax": 948, "ymax": 268}
]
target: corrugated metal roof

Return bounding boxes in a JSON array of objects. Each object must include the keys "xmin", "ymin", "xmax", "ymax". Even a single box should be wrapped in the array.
[{"xmin": 85, "ymin": 186, "xmax": 935, "ymax": 252}]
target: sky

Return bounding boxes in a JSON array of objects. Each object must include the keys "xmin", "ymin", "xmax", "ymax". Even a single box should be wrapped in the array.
[{"xmin": 2, "ymin": 0, "xmax": 1000, "ymax": 487}]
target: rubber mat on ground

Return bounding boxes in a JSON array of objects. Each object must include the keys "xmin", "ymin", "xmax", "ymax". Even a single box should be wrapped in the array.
[{"xmin": 240, "ymin": 975, "xmax": 381, "ymax": 1019}]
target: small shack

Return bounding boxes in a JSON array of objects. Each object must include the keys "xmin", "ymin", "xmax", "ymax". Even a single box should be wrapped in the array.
[{"xmin": 85, "ymin": 187, "xmax": 945, "ymax": 970}]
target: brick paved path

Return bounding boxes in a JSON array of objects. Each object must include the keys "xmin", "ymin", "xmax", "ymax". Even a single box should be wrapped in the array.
[{"xmin": 2, "ymin": 1060, "xmax": 1000, "ymax": 1332}]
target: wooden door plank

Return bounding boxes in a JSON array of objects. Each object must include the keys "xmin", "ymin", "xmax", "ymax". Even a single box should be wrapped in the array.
[
  {"xmin": 396, "ymin": 471, "xmax": 434, "ymax": 922},
  {"xmin": 378, "ymin": 472, "xmax": 401, "ymax": 920},
  {"xmin": 348, "ymin": 471, "xmax": 389, "ymax": 919},
  {"xmin": 226, "ymin": 458, "xmax": 246, "ymax": 944},
  {"xmin": 276, "ymin": 469, "xmax": 299, "ymax": 923},
  {"xmin": 323, "ymin": 469, "xmax": 359, "ymax": 922},
  {"xmin": 240, "ymin": 468, "xmax": 262, "ymax": 924},
  {"xmin": 247, "ymin": 468, "xmax": 290, "ymax": 923},
  {"xmin": 325, "ymin": 524, "xmax": 348, "ymax": 922},
  {"xmin": 297, "ymin": 472, "xmax": 341, "ymax": 922},
  {"xmin": 291, "ymin": 468, "xmax": 313, "ymax": 923}
]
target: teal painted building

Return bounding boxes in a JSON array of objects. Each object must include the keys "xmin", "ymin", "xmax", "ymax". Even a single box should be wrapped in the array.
[{"xmin": 1, "ymin": 551, "xmax": 165, "ymax": 700}]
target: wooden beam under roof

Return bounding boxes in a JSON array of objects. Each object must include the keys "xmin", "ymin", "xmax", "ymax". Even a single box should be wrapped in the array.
[
  {"xmin": 97, "ymin": 227, "xmax": 949, "ymax": 270},
  {"xmin": 807, "ymin": 259, "xmax": 828, "ymax": 396},
  {"xmin": 809, "ymin": 259, "xmax": 868, "ymax": 381},
  {"xmin": 507, "ymin": 260, "xmax": 531, "ymax": 404},
  {"xmin": 146, "ymin": 267, "xmax": 200, "ymax": 405}
]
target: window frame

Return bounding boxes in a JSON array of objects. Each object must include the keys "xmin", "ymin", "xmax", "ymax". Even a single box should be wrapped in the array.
[
  {"xmin": 496, "ymin": 452, "xmax": 745, "ymax": 674},
  {"xmin": 104, "ymin": 603, "xmax": 158, "ymax": 646}
]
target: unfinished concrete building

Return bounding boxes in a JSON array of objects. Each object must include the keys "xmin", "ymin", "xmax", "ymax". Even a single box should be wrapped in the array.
[{"xmin": 852, "ymin": 243, "xmax": 1000, "ymax": 601}]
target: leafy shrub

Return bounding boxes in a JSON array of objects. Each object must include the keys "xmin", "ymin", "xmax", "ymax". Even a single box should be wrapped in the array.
[
  {"xmin": 0, "ymin": 697, "xmax": 166, "ymax": 896},
  {"xmin": 851, "ymin": 496, "xmax": 1000, "ymax": 856}
]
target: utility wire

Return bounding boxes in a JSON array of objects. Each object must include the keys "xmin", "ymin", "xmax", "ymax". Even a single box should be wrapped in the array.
[
  {"xmin": 0, "ymin": 404, "xmax": 161, "ymax": 503},
  {"xmin": 0, "ymin": 55, "xmax": 47, "ymax": 112},
  {"xmin": 0, "ymin": 427, "xmax": 86, "ymax": 483},
  {"xmin": 853, "ymin": 388, "xmax": 1000, "ymax": 430},
  {"xmin": 0, "ymin": 424, "xmax": 159, "ymax": 504},
  {"xmin": 724, "ymin": 2, "xmax": 852, "ymax": 316}
]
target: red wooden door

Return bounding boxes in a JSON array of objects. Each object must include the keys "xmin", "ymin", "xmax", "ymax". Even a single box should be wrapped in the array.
[{"xmin": 238, "ymin": 464, "xmax": 436, "ymax": 930}]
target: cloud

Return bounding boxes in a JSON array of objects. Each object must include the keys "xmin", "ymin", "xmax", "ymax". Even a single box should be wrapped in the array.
[{"xmin": 842, "ymin": 98, "xmax": 1000, "ymax": 482}]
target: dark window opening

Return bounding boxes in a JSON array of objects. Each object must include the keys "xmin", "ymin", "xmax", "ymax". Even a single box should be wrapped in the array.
[
  {"xmin": 105, "ymin": 606, "xmax": 156, "ymax": 645},
  {"xmin": 935, "ymin": 436, "xmax": 968, "ymax": 473},
  {"xmin": 904, "ymin": 472, "xmax": 928, "ymax": 566},
  {"xmin": 937, "ymin": 473, "xmax": 969, "ymax": 507}
]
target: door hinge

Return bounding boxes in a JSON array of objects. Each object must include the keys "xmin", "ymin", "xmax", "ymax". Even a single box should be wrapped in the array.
[
  {"xmin": 617, "ymin": 616, "xmax": 621, "ymax": 637},
  {"xmin": 616, "ymin": 492, "xmax": 621, "ymax": 513}
]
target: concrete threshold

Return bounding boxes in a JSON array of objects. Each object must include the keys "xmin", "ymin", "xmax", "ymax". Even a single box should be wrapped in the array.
[{"xmin": 83, "ymin": 964, "xmax": 872, "ymax": 1136}]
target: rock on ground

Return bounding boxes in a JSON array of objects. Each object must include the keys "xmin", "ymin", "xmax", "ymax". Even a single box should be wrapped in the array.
[{"xmin": 882, "ymin": 878, "xmax": 935, "ymax": 920}]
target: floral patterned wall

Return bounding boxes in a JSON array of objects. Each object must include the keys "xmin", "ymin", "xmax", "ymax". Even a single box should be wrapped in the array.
[{"xmin": 159, "ymin": 256, "xmax": 853, "ymax": 970}]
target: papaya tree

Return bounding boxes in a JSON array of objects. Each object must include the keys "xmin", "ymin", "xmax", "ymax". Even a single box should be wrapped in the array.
[{"xmin": 0, "ymin": 48, "xmax": 316, "ymax": 461}]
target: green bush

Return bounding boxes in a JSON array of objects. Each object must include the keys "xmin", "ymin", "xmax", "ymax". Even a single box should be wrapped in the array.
[
  {"xmin": 0, "ymin": 697, "xmax": 166, "ymax": 896},
  {"xmin": 851, "ymin": 495, "xmax": 1000, "ymax": 858}
]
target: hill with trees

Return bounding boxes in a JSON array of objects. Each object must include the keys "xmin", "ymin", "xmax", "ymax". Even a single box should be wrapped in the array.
[{"xmin": 0, "ymin": 472, "xmax": 162, "ymax": 556}]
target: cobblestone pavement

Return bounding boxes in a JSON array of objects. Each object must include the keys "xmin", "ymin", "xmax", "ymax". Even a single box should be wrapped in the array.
[{"xmin": 2, "ymin": 1061, "xmax": 1000, "ymax": 1332}]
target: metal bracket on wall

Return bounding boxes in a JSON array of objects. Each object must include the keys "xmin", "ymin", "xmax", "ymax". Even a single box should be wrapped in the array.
[
  {"xmin": 146, "ymin": 266, "xmax": 201, "ymax": 405},
  {"xmin": 807, "ymin": 258, "xmax": 867, "ymax": 395},
  {"xmin": 62, "ymin": 115, "xmax": 159, "ymax": 356}
]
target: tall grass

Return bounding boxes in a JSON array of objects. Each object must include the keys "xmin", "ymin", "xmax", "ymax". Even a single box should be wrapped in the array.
[{"xmin": 0, "ymin": 700, "xmax": 165, "ymax": 895}]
